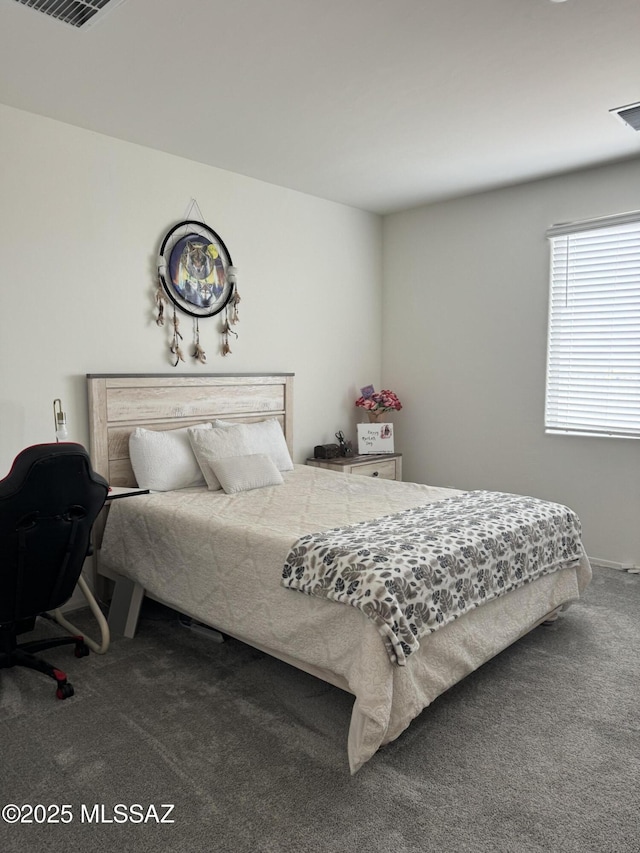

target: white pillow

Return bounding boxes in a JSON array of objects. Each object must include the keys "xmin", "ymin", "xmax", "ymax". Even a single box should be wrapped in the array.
[
  {"xmin": 211, "ymin": 454, "xmax": 284, "ymax": 494},
  {"xmin": 188, "ymin": 420, "xmax": 293, "ymax": 491},
  {"xmin": 211, "ymin": 418, "xmax": 293, "ymax": 472},
  {"xmin": 129, "ymin": 423, "xmax": 212, "ymax": 491}
]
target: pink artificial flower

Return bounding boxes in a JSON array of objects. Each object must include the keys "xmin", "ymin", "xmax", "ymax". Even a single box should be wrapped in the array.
[{"xmin": 355, "ymin": 389, "xmax": 402, "ymax": 412}]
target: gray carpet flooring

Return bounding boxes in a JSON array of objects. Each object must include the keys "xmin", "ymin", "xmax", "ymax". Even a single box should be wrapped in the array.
[{"xmin": 1, "ymin": 566, "xmax": 638, "ymax": 853}]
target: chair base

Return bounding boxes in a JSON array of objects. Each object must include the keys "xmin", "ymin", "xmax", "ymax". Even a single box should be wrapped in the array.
[{"xmin": 0, "ymin": 621, "xmax": 90, "ymax": 700}]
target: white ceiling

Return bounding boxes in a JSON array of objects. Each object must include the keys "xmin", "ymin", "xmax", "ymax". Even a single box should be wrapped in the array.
[{"xmin": 1, "ymin": 0, "xmax": 639, "ymax": 214}]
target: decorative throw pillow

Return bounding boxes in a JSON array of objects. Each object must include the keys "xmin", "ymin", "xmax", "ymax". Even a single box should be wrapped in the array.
[
  {"xmin": 129, "ymin": 423, "xmax": 212, "ymax": 491},
  {"xmin": 210, "ymin": 454, "xmax": 284, "ymax": 494},
  {"xmin": 189, "ymin": 420, "xmax": 293, "ymax": 490}
]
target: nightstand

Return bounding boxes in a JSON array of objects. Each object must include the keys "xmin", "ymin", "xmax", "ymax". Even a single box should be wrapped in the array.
[{"xmin": 307, "ymin": 453, "xmax": 402, "ymax": 481}]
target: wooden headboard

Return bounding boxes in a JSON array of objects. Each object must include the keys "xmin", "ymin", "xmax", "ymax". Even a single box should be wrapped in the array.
[{"xmin": 87, "ymin": 373, "xmax": 294, "ymax": 486}]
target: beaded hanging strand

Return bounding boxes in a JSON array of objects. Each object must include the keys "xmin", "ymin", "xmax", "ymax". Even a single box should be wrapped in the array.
[
  {"xmin": 221, "ymin": 266, "xmax": 240, "ymax": 355},
  {"xmin": 228, "ymin": 266, "xmax": 240, "ymax": 325},
  {"xmin": 169, "ymin": 305, "xmax": 184, "ymax": 366},
  {"xmin": 155, "ymin": 271, "xmax": 167, "ymax": 326},
  {"xmin": 221, "ymin": 306, "xmax": 238, "ymax": 356},
  {"xmin": 192, "ymin": 317, "xmax": 206, "ymax": 364}
]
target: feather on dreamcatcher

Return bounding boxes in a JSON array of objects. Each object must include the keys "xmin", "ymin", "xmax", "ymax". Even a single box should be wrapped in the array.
[{"xmin": 155, "ymin": 207, "xmax": 240, "ymax": 364}]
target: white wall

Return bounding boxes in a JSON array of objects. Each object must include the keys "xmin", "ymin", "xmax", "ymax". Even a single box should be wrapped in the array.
[
  {"xmin": 4, "ymin": 103, "xmax": 637, "ymax": 568},
  {"xmin": 383, "ymin": 158, "xmax": 640, "ymax": 566},
  {"xmin": 0, "ymin": 104, "xmax": 383, "ymax": 473}
]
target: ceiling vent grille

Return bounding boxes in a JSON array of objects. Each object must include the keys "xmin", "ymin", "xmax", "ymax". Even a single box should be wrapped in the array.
[
  {"xmin": 610, "ymin": 101, "xmax": 640, "ymax": 132},
  {"xmin": 13, "ymin": 0, "xmax": 127, "ymax": 29}
]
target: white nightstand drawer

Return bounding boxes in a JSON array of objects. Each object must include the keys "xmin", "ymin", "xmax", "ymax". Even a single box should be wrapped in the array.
[
  {"xmin": 307, "ymin": 453, "xmax": 402, "ymax": 481},
  {"xmin": 352, "ymin": 459, "xmax": 397, "ymax": 480}
]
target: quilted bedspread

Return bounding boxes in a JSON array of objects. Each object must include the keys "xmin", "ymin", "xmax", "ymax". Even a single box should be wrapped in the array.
[
  {"xmin": 100, "ymin": 465, "xmax": 591, "ymax": 773},
  {"xmin": 282, "ymin": 491, "xmax": 583, "ymax": 665}
]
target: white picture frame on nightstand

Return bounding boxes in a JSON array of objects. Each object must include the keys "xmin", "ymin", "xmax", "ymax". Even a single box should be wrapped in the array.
[{"xmin": 357, "ymin": 423, "xmax": 395, "ymax": 454}]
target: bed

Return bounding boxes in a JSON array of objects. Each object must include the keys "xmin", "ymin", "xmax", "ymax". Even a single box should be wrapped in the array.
[{"xmin": 88, "ymin": 373, "xmax": 592, "ymax": 773}]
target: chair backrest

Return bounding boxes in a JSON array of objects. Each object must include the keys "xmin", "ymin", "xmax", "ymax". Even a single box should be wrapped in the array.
[{"xmin": 0, "ymin": 443, "xmax": 108, "ymax": 624}]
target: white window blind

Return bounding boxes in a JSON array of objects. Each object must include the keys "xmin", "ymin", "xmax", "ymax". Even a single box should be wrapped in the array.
[{"xmin": 545, "ymin": 210, "xmax": 640, "ymax": 439}]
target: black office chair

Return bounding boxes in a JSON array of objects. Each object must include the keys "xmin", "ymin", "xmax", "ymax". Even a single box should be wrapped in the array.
[{"xmin": 0, "ymin": 443, "xmax": 108, "ymax": 699}]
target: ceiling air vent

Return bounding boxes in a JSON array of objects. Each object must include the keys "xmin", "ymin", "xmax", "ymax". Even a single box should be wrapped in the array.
[
  {"xmin": 13, "ymin": 0, "xmax": 128, "ymax": 29},
  {"xmin": 610, "ymin": 101, "xmax": 640, "ymax": 132}
]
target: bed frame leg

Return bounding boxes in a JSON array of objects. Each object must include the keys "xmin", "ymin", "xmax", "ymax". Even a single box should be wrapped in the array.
[
  {"xmin": 542, "ymin": 606, "xmax": 562, "ymax": 625},
  {"xmin": 108, "ymin": 575, "xmax": 145, "ymax": 639}
]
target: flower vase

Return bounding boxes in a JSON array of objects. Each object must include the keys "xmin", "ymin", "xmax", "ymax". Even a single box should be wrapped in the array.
[{"xmin": 367, "ymin": 412, "xmax": 387, "ymax": 423}]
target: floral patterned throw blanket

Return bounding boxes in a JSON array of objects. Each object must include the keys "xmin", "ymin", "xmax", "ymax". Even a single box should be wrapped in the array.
[{"xmin": 282, "ymin": 491, "xmax": 584, "ymax": 666}]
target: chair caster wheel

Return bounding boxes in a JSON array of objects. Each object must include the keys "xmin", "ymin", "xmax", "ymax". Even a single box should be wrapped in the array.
[
  {"xmin": 56, "ymin": 683, "xmax": 75, "ymax": 700},
  {"xmin": 74, "ymin": 640, "xmax": 90, "ymax": 658}
]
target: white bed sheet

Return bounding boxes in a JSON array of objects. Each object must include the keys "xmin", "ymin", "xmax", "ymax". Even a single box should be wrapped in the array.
[{"xmin": 100, "ymin": 464, "xmax": 592, "ymax": 772}]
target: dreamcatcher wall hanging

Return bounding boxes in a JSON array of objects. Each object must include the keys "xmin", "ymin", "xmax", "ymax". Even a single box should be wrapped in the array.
[{"xmin": 155, "ymin": 209, "xmax": 240, "ymax": 364}]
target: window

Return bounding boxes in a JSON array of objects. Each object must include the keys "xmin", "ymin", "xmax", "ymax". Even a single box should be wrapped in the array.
[{"xmin": 545, "ymin": 210, "xmax": 640, "ymax": 438}]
